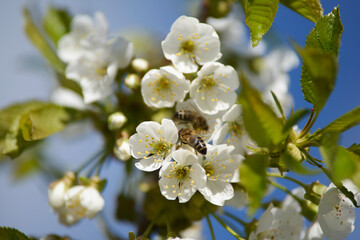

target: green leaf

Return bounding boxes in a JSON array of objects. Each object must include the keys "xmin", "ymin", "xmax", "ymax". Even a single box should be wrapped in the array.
[
  {"xmin": 270, "ymin": 90, "xmax": 284, "ymax": 117},
  {"xmin": 305, "ymin": 7, "xmax": 343, "ymax": 56},
  {"xmin": 297, "ymin": 47, "xmax": 338, "ymax": 111},
  {"xmin": 239, "ymin": 74, "xmax": 283, "ymax": 148},
  {"xmin": 0, "ymin": 101, "xmax": 76, "ymax": 159},
  {"xmin": 240, "ymin": 154, "xmax": 267, "ymax": 214},
  {"xmin": 244, "ymin": 0, "xmax": 279, "ymax": 47},
  {"xmin": 20, "ymin": 105, "xmax": 71, "ymax": 141},
  {"xmin": 282, "ymin": 108, "xmax": 309, "ymax": 136},
  {"xmin": 0, "ymin": 101, "xmax": 47, "ymax": 158},
  {"xmin": 320, "ymin": 133, "xmax": 360, "ymax": 188},
  {"xmin": 303, "ymin": 106, "xmax": 360, "ymax": 147},
  {"xmin": 280, "ymin": 0, "xmax": 323, "ymax": 22},
  {"xmin": 348, "ymin": 144, "xmax": 360, "ymax": 156},
  {"xmin": 300, "ymin": 6, "xmax": 343, "ymax": 108},
  {"xmin": 43, "ymin": 6, "xmax": 72, "ymax": 45},
  {"xmin": 321, "ymin": 106, "xmax": 360, "ymax": 134},
  {"xmin": 23, "ymin": 7, "xmax": 65, "ymax": 74},
  {"xmin": 0, "ymin": 227, "xmax": 31, "ymax": 240}
]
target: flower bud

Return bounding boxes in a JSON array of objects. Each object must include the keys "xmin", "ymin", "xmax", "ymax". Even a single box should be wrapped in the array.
[
  {"xmin": 48, "ymin": 172, "xmax": 76, "ymax": 210},
  {"xmin": 108, "ymin": 112, "xmax": 127, "ymax": 130},
  {"xmin": 305, "ymin": 181, "xmax": 327, "ymax": 205},
  {"xmin": 131, "ymin": 58, "xmax": 149, "ymax": 73},
  {"xmin": 124, "ymin": 73, "xmax": 140, "ymax": 90},
  {"xmin": 114, "ymin": 138, "xmax": 131, "ymax": 161}
]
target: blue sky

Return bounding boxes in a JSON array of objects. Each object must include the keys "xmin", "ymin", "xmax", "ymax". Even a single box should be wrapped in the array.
[{"xmin": 0, "ymin": 0, "xmax": 359, "ymax": 239}]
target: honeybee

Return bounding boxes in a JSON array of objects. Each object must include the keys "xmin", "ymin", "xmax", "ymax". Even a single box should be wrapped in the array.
[
  {"xmin": 174, "ymin": 110, "xmax": 209, "ymax": 132},
  {"xmin": 178, "ymin": 128, "xmax": 207, "ymax": 155}
]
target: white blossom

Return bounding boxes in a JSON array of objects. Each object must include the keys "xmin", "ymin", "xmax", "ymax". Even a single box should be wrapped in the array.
[
  {"xmin": 65, "ymin": 36, "xmax": 133, "ymax": 103},
  {"xmin": 141, "ymin": 66, "xmax": 190, "ymax": 108},
  {"xmin": 57, "ymin": 12, "xmax": 108, "ymax": 63},
  {"xmin": 243, "ymin": 48, "xmax": 298, "ymax": 115},
  {"xmin": 317, "ymin": 180, "xmax": 359, "ymax": 240},
  {"xmin": 212, "ymin": 104, "xmax": 249, "ymax": 154},
  {"xmin": 198, "ymin": 144, "xmax": 242, "ymax": 206},
  {"xmin": 58, "ymin": 185, "xmax": 105, "ymax": 226},
  {"xmin": 129, "ymin": 118, "xmax": 178, "ymax": 171},
  {"xmin": 180, "ymin": 221, "xmax": 203, "ymax": 239},
  {"xmin": 249, "ymin": 203, "xmax": 304, "ymax": 240},
  {"xmin": 304, "ymin": 222, "xmax": 324, "ymax": 240},
  {"xmin": 51, "ymin": 87, "xmax": 86, "ymax": 110},
  {"xmin": 114, "ymin": 138, "xmax": 131, "ymax": 161},
  {"xmin": 189, "ymin": 62, "xmax": 239, "ymax": 115},
  {"xmin": 159, "ymin": 148, "xmax": 206, "ymax": 203},
  {"xmin": 161, "ymin": 16, "xmax": 221, "ymax": 73}
]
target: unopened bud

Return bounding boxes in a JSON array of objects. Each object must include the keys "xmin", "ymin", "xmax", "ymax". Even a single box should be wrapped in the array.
[
  {"xmin": 114, "ymin": 138, "xmax": 131, "ymax": 161},
  {"xmin": 48, "ymin": 172, "xmax": 76, "ymax": 210},
  {"xmin": 108, "ymin": 112, "xmax": 127, "ymax": 130},
  {"xmin": 305, "ymin": 181, "xmax": 327, "ymax": 205},
  {"xmin": 131, "ymin": 58, "xmax": 149, "ymax": 73},
  {"xmin": 124, "ymin": 73, "xmax": 140, "ymax": 90}
]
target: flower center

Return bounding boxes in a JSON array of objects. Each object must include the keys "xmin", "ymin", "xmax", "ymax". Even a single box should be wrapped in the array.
[
  {"xmin": 149, "ymin": 140, "xmax": 172, "ymax": 158},
  {"xmin": 229, "ymin": 121, "xmax": 243, "ymax": 138},
  {"xmin": 180, "ymin": 39, "xmax": 195, "ymax": 53},
  {"xmin": 96, "ymin": 65, "xmax": 108, "ymax": 79},
  {"xmin": 203, "ymin": 163, "xmax": 215, "ymax": 177},
  {"xmin": 157, "ymin": 76, "xmax": 170, "ymax": 90},
  {"xmin": 175, "ymin": 165, "xmax": 190, "ymax": 181},
  {"xmin": 201, "ymin": 74, "xmax": 217, "ymax": 89}
]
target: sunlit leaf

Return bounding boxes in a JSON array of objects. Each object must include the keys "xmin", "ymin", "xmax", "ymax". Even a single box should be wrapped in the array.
[
  {"xmin": 240, "ymin": 154, "xmax": 267, "ymax": 214},
  {"xmin": 300, "ymin": 7, "xmax": 343, "ymax": 109},
  {"xmin": 244, "ymin": 0, "xmax": 279, "ymax": 47},
  {"xmin": 280, "ymin": 0, "xmax": 323, "ymax": 22},
  {"xmin": 0, "ymin": 101, "xmax": 78, "ymax": 159},
  {"xmin": 321, "ymin": 106, "xmax": 360, "ymax": 134},
  {"xmin": 20, "ymin": 105, "xmax": 71, "ymax": 141},
  {"xmin": 239, "ymin": 74, "xmax": 283, "ymax": 148},
  {"xmin": 298, "ymin": 47, "xmax": 337, "ymax": 111},
  {"xmin": 23, "ymin": 7, "xmax": 65, "ymax": 74},
  {"xmin": 43, "ymin": 6, "xmax": 71, "ymax": 45},
  {"xmin": 320, "ymin": 133, "xmax": 360, "ymax": 190}
]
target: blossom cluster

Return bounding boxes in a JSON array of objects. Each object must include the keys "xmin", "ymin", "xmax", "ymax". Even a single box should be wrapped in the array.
[
  {"xmin": 58, "ymin": 12, "xmax": 133, "ymax": 103},
  {"xmin": 48, "ymin": 172, "xmax": 105, "ymax": 226},
  {"xmin": 128, "ymin": 16, "xmax": 250, "ymax": 206},
  {"xmin": 36, "ymin": 8, "xmax": 359, "ymax": 240}
]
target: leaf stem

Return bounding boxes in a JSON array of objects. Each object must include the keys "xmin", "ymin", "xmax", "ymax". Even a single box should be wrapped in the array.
[
  {"xmin": 267, "ymin": 179, "xmax": 304, "ymax": 206},
  {"xmin": 299, "ymin": 108, "xmax": 317, "ymax": 138},
  {"xmin": 267, "ymin": 173, "xmax": 308, "ymax": 189},
  {"xmin": 208, "ymin": 211, "xmax": 245, "ymax": 240},
  {"xmin": 301, "ymin": 149, "xmax": 360, "ymax": 207},
  {"xmin": 75, "ymin": 150, "xmax": 104, "ymax": 174},
  {"xmin": 223, "ymin": 211, "xmax": 247, "ymax": 226},
  {"xmin": 205, "ymin": 214, "xmax": 216, "ymax": 240}
]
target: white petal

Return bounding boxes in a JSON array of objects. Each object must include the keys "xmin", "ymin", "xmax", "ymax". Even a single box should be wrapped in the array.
[
  {"xmin": 135, "ymin": 155, "xmax": 167, "ymax": 172},
  {"xmin": 161, "ymin": 118, "xmax": 179, "ymax": 144},
  {"xmin": 318, "ymin": 187, "xmax": 356, "ymax": 240},
  {"xmin": 212, "ymin": 123, "xmax": 229, "ymax": 144},
  {"xmin": 80, "ymin": 187, "xmax": 105, "ymax": 218},
  {"xmin": 222, "ymin": 104, "xmax": 241, "ymax": 122},
  {"xmin": 304, "ymin": 222, "xmax": 324, "ymax": 240},
  {"xmin": 198, "ymin": 180, "xmax": 234, "ymax": 206}
]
